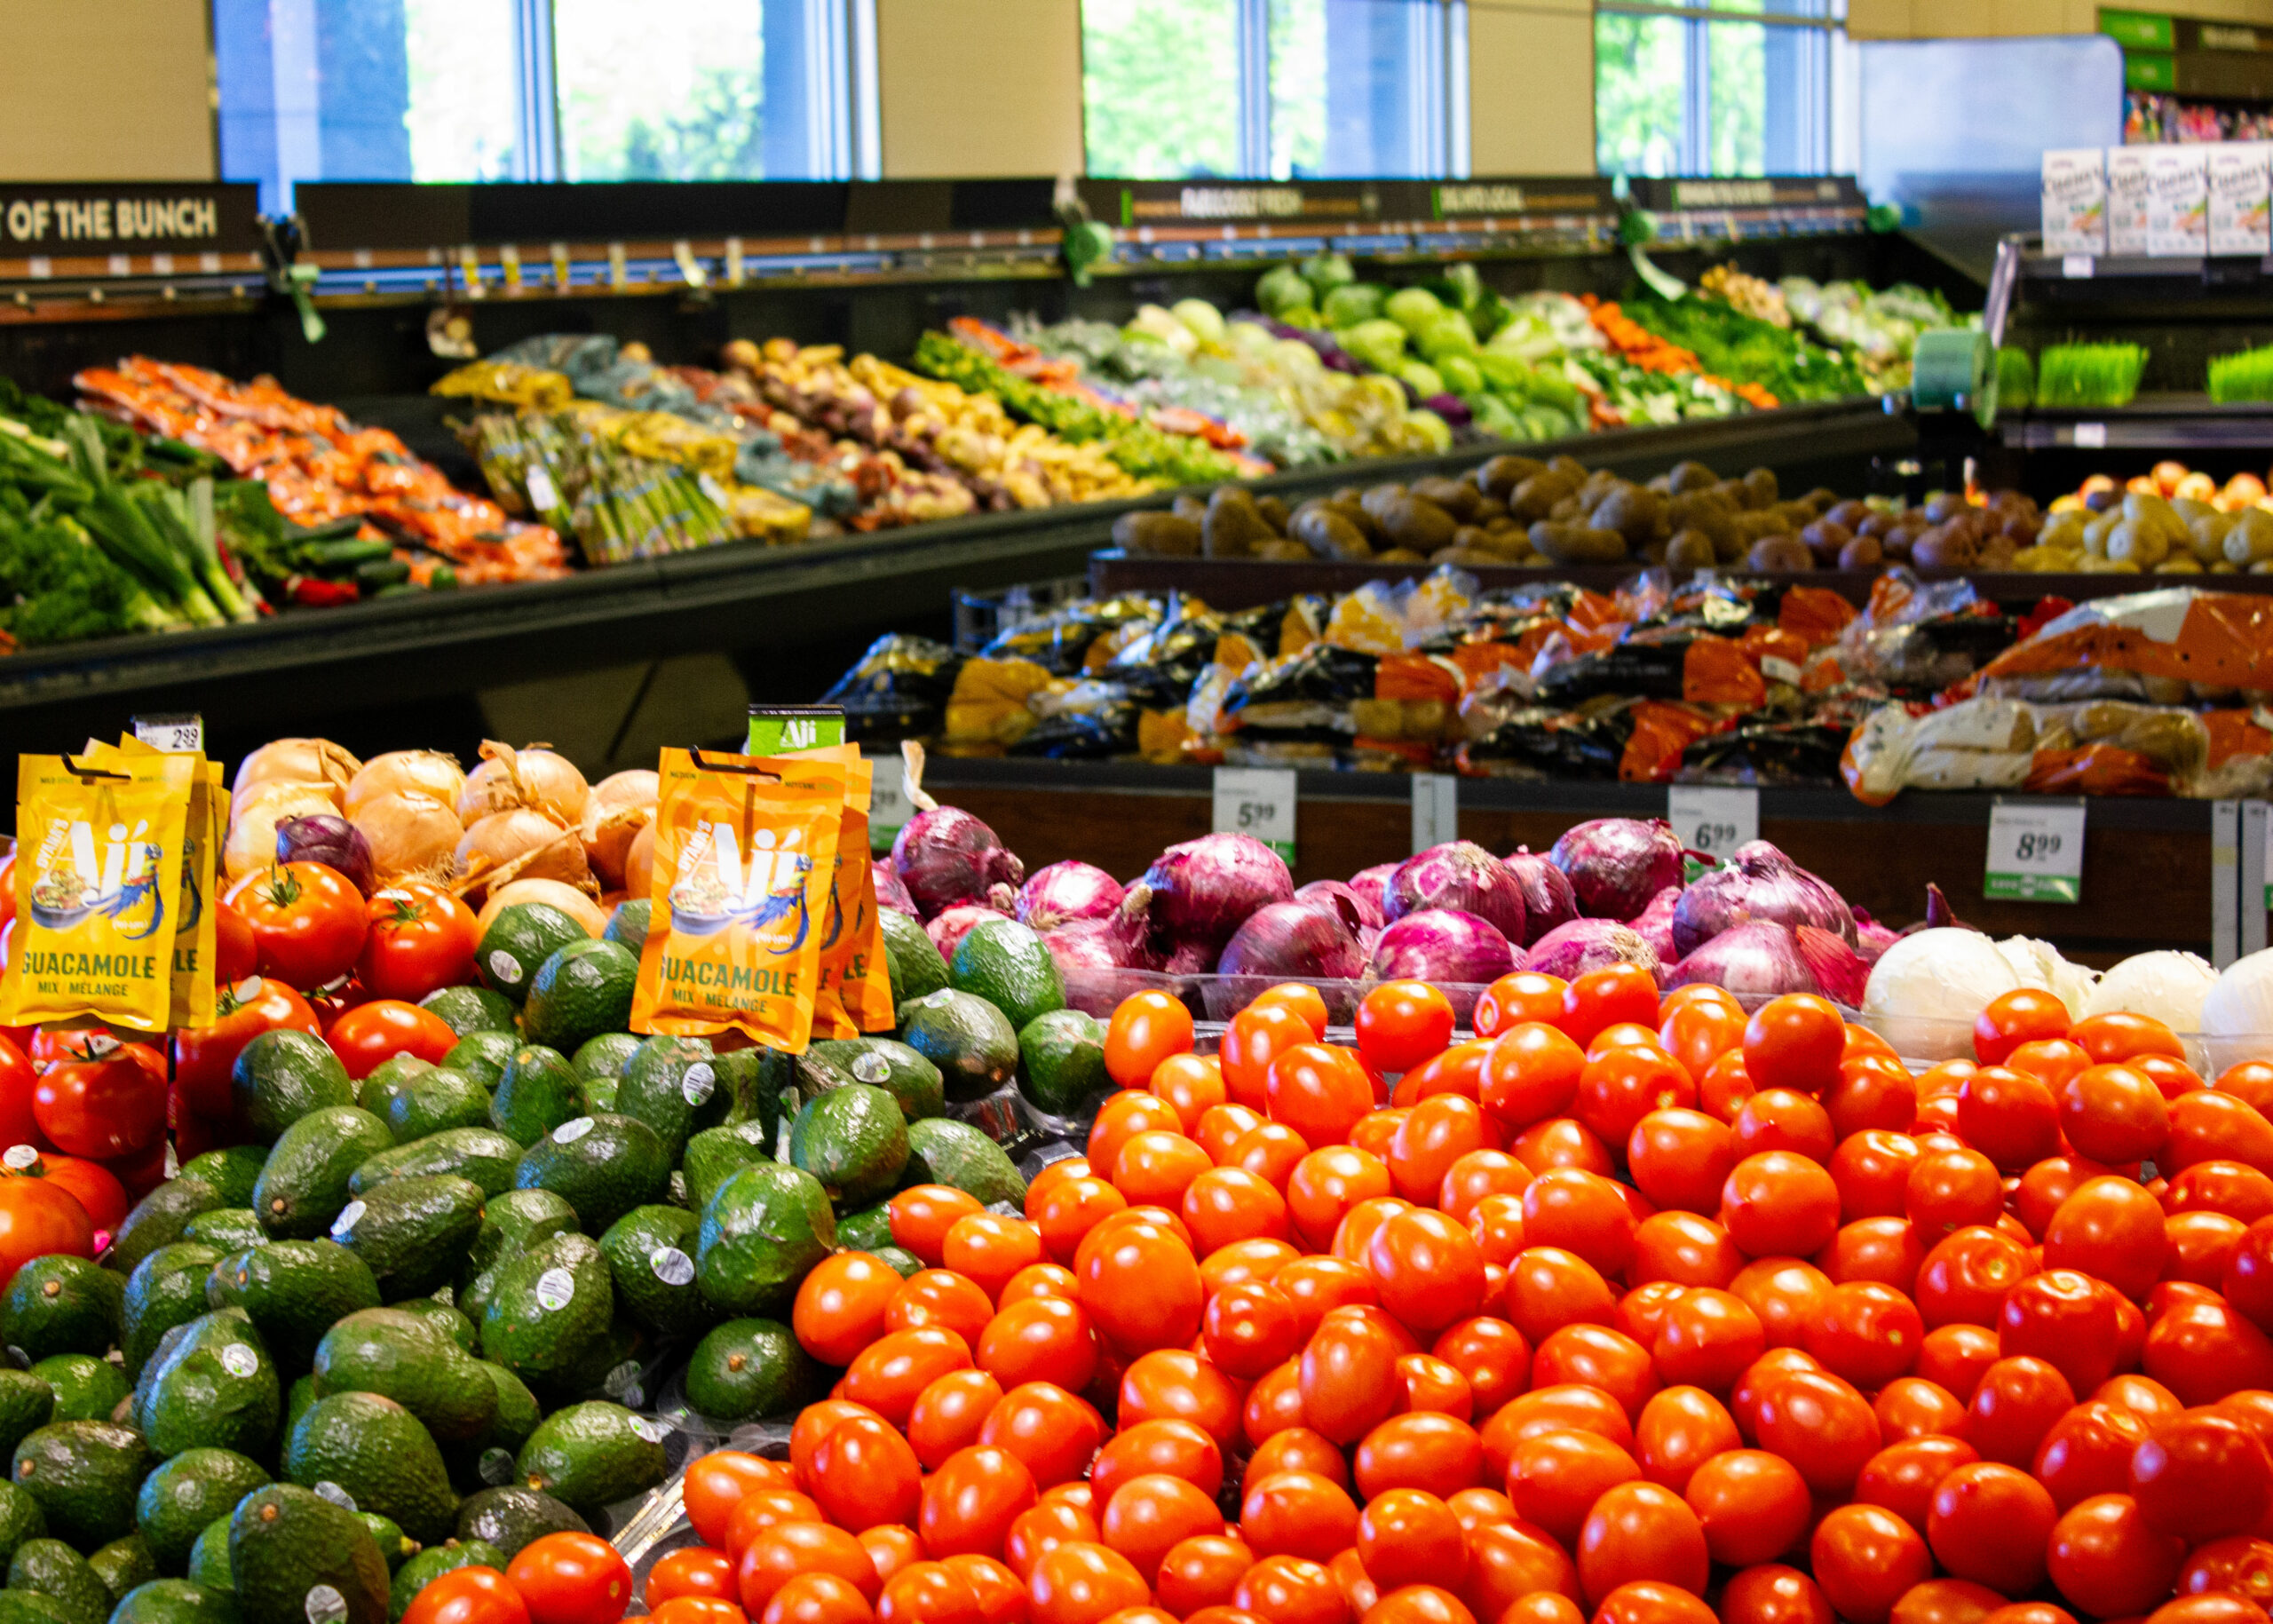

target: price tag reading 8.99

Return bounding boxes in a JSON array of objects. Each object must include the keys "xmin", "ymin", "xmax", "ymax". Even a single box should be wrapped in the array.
[
  {"xmin": 1667, "ymin": 787, "xmax": 1759, "ymax": 861},
  {"xmin": 1213, "ymin": 767, "xmax": 1297, "ymax": 865},
  {"xmin": 1984, "ymin": 799, "xmax": 2087, "ymax": 903}
]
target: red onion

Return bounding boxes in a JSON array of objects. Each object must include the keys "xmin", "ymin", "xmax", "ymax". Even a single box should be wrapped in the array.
[
  {"xmin": 1852, "ymin": 907, "xmax": 1901, "ymax": 963},
  {"xmin": 1797, "ymin": 924, "xmax": 1871, "ymax": 1006},
  {"xmin": 1919, "ymin": 883, "xmax": 1976, "ymax": 933},
  {"xmin": 1016, "ymin": 862, "xmax": 1125, "ymax": 931},
  {"xmin": 1671, "ymin": 840, "xmax": 1856, "ymax": 959},
  {"xmin": 276, "ymin": 814, "xmax": 374, "ymax": 896},
  {"xmin": 1141, "ymin": 833, "xmax": 1295, "ymax": 963},
  {"xmin": 1351, "ymin": 863, "xmax": 1399, "ymax": 912},
  {"xmin": 892, "ymin": 805, "xmax": 1025, "ymax": 920},
  {"xmin": 873, "ymin": 860, "xmax": 918, "ymax": 917},
  {"xmin": 1667, "ymin": 918, "xmax": 1817, "ymax": 999},
  {"xmin": 926, "ymin": 903, "xmax": 1010, "ymax": 963},
  {"xmin": 1503, "ymin": 848, "xmax": 1580, "ymax": 947},
  {"xmin": 1366, "ymin": 908, "xmax": 1518, "ymax": 986},
  {"xmin": 1631, "ymin": 885, "xmax": 1681, "ymax": 965},
  {"xmin": 1296, "ymin": 880, "xmax": 1383, "ymax": 932},
  {"xmin": 1526, "ymin": 918, "xmax": 1661, "ymax": 983},
  {"xmin": 1218, "ymin": 897, "xmax": 1367, "ymax": 981},
  {"xmin": 1384, "ymin": 842, "xmax": 1526, "ymax": 945},
  {"xmin": 1043, "ymin": 886, "xmax": 1159, "ymax": 977},
  {"xmin": 1548, "ymin": 819, "xmax": 1684, "ymax": 921}
]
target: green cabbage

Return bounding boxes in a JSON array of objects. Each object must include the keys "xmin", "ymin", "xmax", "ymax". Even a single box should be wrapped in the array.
[
  {"xmin": 1406, "ymin": 409, "xmax": 1453, "ymax": 453},
  {"xmin": 1415, "ymin": 312, "xmax": 1479, "ymax": 363},
  {"xmin": 1427, "ymin": 263, "xmax": 1485, "ymax": 313},
  {"xmin": 1172, "ymin": 298, "xmax": 1227, "ymax": 346},
  {"xmin": 1339, "ymin": 319, "xmax": 1410, "ymax": 374},
  {"xmin": 1396, "ymin": 360, "xmax": 1445, "ymax": 399},
  {"xmin": 1437, "ymin": 354, "xmax": 1484, "ymax": 398},
  {"xmin": 1385, "ymin": 286, "xmax": 1447, "ymax": 335},
  {"xmin": 1255, "ymin": 265, "xmax": 1311, "ymax": 318},
  {"xmin": 1301, "ymin": 252, "xmax": 1356, "ymax": 298},
  {"xmin": 1321, "ymin": 283, "xmax": 1390, "ymax": 329}
]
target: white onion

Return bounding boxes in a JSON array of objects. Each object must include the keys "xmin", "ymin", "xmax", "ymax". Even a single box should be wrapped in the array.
[
  {"xmin": 2084, "ymin": 950, "xmax": 2218, "ymax": 1033},
  {"xmin": 1862, "ymin": 928, "xmax": 2023, "ymax": 1061},
  {"xmin": 1994, "ymin": 935, "xmax": 2099, "ymax": 1018},
  {"xmin": 475, "ymin": 877, "xmax": 608, "ymax": 937},
  {"xmin": 580, "ymin": 770, "xmax": 658, "ymax": 890},
  {"xmin": 231, "ymin": 738, "xmax": 360, "ymax": 801},
  {"xmin": 2206, "ymin": 947, "xmax": 2273, "ymax": 1038},
  {"xmin": 345, "ymin": 750, "xmax": 465, "ymax": 819},
  {"xmin": 223, "ymin": 781, "xmax": 342, "ymax": 883},
  {"xmin": 458, "ymin": 741, "xmax": 590, "ymax": 826},
  {"xmin": 352, "ymin": 791, "xmax": 463, "ymax": 883}
]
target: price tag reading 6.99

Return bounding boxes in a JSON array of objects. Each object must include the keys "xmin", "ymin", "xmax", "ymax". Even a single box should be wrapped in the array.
[
  {"xmin": 1667, "ymin": 787, "xmax": 1760, "ymax": 860},
  {"xmin": 1214, "ymin": 767, "xmax": 1297, "ymax": 865}
]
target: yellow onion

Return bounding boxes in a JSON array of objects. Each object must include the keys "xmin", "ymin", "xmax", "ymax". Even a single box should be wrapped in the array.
[
  {"xmin": 454, "ymin": 810, "xmax": 593, "ymax": 904},
  {"xmin": 623, "ymin": 822, "xmax": 657, "ymax": 903},
  {"xmin": 475, "ymin": 878, "xmax": 609, "ymax": 938},
  {"xmin": 352, "ymin": 791, "xmax": 463, "ymax": 883},
  {"xmin": 580, "ymin": 770, "xmax": 658, "ymax": 890},
  {"xmin": 231, "ymin": 738, "xmax": 361, "ymax": 802},
  {"xmin": 457, "ymin": 741, "xmax": 590, "ymax": 827},
  {"xmin": 223, "ymin": 782, "xmax": 342, "ymax": 883},
  {"xmin": 345, "ymin": 751, "xmax": 466, "ymax": 820}
]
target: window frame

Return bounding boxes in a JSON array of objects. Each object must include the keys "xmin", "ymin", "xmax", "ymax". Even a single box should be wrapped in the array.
[{"xmin": 1594, "ymin": 0, "xmax": 1843, "ymax": 180}]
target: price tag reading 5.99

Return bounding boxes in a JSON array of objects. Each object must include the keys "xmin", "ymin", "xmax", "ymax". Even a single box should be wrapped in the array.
[
  {"xmin": 1667, "ymin": 787, "xmax": 1759, "ymax": 860},
  {"xmin": 1214, "ymin": 767, "xmax": 1297, "ymax": 865},
  {"xmin": 1984, "ymin": 799, "xmax": 2087, "ymax": 904}
]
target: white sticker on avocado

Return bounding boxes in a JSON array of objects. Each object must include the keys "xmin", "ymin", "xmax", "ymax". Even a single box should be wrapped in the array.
[
  {"xmin": 221, "ymin": 1344, "xmax": 259, "ymax": 1380},
  {"xmin": 553, "ymin": 1118, "xmax": 593, "ymax": 1145},
  {"xmin": 329, "ymin": 1201, "xmax": 365, "ymax": 1240},
  {"xmin": 604, "ymin": 1361, "xmax": 641, "ymax": 1399},
  {"xmin": 630, "ymin": 1416, "xmax": 671, "ymax": 1444},
  {"xmin": 681, "ymin": 1063, "xmax": 717, "ymax": 1106},
  {"xmin": 305, "ymin": 1585, "xmax": 346, "ymax": 1624},
  {"xmin": 488, "ymin": 949, "xmax": 523, "ymax": 984},
  {"xmin": 535, "ymin": 1268, "xmax": 576, "ymax": 1311},
  {"xmin": 1, "ymin": 1146, "xmax": 36, "ymax": 1173},
  {"xmin": 649, "ymin": 1247, "xmax": 694, "ymax": 1287},
  {"xmin": 162, "ymin": 1141, "xmax": 178, "ymax": 1178},
  {"xmin": 479, "ymin": 1447, "xmax": 516, "ymax": 1485},
  {"xmin": 851, "ymin": 1052, "xmax": 891, "ymax": 1085},
  {"xmin": 312, "ymin": 1481, "xmax": 356, "ymax": 1512}
]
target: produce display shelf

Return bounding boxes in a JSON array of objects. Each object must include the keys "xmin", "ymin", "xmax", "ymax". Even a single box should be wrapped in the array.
[
  {"xmin": 1998, "ymin": 396, "xmax": 2273, "ymax": 450},
  {"xmin": 0, "ymin": 397, "xmax": 1912, "ymax": 749},
  {"xmin": 917, "ymin": 756, "xmax": 2222, "ymax": 963}
]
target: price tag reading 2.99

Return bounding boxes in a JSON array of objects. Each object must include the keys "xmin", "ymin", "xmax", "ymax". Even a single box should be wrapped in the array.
[
  {"xmin": 1984, "ymin": 799, "xmax": 2087, "ymax": 903},
  {"xmin": 1667, "ymin": 787, "xmax": 1759, "ymax": 860},
  {"xmin": 1213, "ymin": 767, "xmax": 1297, "ymax": 865}
]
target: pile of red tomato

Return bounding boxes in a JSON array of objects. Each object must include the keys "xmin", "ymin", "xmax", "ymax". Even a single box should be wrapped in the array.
[
  {"xmin": 0, "ymin": 856, "xmax": 479, "ymax": 1280},
  {"xmin": 399, "ymin": 962, "xmax": 2273, "ymax": 1624}
]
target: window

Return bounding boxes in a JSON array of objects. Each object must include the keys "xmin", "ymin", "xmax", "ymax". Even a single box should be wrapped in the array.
[
  {"xmin": 1595, "ymin": 0, "xmax": 1839, "ymax": 180},
  {"xmin": 1081, "ymin": 0, "xmax": 1467, "ymax": 178},
  {"xmin": 214, "ymin": 0, "xmax": 876, "ymax": 209}
]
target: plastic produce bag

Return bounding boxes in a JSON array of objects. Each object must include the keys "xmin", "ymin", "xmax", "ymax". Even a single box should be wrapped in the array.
[
  {"xmin": 1976, "ymin": 587, "xmax": 2273, "ymax": 704},
  {"xmin": 818, "ymin": 634, "xmax": 962, "ymax": 743}
]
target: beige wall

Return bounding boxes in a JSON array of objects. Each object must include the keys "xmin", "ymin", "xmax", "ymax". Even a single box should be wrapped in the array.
[
  {"xmin": 1854, "ymin": 0, "xmax": 2273, "ymax": 36},
  {"xmin": 875, "ymin": 0, "xmax": 1086, "ymax": 178},
  {"xmin": 0, "ymin": 0, "xmax": 212, "ymax": 179},
  {"xmin": 1469, "ymin": 0, "xmax": 1596, "ymax": 175}
]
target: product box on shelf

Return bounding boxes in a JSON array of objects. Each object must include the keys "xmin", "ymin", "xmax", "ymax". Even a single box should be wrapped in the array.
[
  {"xmin": 2211, "ymin": 141, "xmax": 2273, "ymax": 256},
  {"xmin": 2042, "ymin": 147, "xmax": 2108, "ymax": 255},
  {"xmin": 2108, "ymin": 146, "xmax": 2151, "ymax": 256},
  {"xmin": 2147, "ymin": 145, "xmax": 2211, "ymax": 256}
]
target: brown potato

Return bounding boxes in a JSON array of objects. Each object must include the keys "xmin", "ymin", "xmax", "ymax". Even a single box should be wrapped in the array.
[
  {"xmin": 1665, "ymin": 528, "xmax": 1718, "ymax": 570},
  {"xmin": 1473, "ymin": 454, "xmax": 1547, "ymax": 499},
  {"xmin": 1203, "ymin": 488, "xmax": 1276, "ymax": 557},
  {"xmin": 1826, "ymin": 500, "xmax": 1870, "ymax": 531},
  {"xmin": 1113, "ymin": 511, "xmax": 1201, "ymax": 556},
  {"xmin": 1837, "ymin": 535, "xmax": 1883, "ymax": 570},
  {"xmin": 1378, "ymin": 495, "xmax": 1460, "ymax": 553},
  {"xmin": 1173, "ymin": 493, "xmax": 1208, "ymax": 525},
  {"xmin": 1747, "ymin": 535, "xmax": 1813, "ymax": 571},
  {"xmin": 1910, "ymin": 525, "xmax": 1977, "ymax": 569},
  {"xmin": 1800, "ymin": 520, "xmax": 1853, "ymax": 566},
  {"xmin": 1290, "ymin": 503, "xmax": 1374, "ymax": 560},
  {"xmin": 1530, "ymin": 521, "xmax": 1628, "ymax": 564},
  {"xmin": 1593, "ymin": 484, "xmax": 1669, "ymax": 545},
  {"xmin": 1741, "ymin": 467, "xmax": 1780, "ymax": 509},
  {"xmin": 1252, "ymin": 540, "xmax": 1313, "ymax": 561},
  {"xmin": 1548, "ymin": 455, "xmax": 1589, "ymax": 485},
  {"xmin": 1411, "ymin": 476, "xmax": 1482, "ymax": 521},
  {"xmin": 1360, "ymin": 484, "xmax": 1410, "ymax": 526},
  {"xmin": 1510, "ymin": 471, "xmax": 1578, "ymax": 521},
  {"xmin": 1667, "ymin": 460, "xmax": 1719, "ymax": 494},
  {"xmin": 1255, "ymin": 495, "xmax": 1292, "ymax": 535}
]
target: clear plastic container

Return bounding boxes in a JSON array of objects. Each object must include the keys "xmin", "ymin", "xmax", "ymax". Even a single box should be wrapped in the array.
[
  {"xmin": 1855, "ymin": 1008, "xmax": 2273, "ymax": 1077},
  {"xmin": 1059, "ymin": 966, "xmax": 1493, "ymax": 1025}
]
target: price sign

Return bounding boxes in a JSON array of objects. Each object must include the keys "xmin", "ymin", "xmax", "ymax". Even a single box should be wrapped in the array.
[
  {"xmin": 869, "ymin": 756, "xmax": 910, "ymax": 856},
  {"xmin": 1984, "ymin": 799, "xmax": 2087, "ymax": 902},
  {"xmin": 131, "ymin": 713, "xmax": 202, "ymax": 752},
  {"xmin": 1667, "ymin": 787, "xmax": 1758, "ymax": 860},
  {"xmin": 1412, "ymin": 774, "xmax": 1459, "ymax": 854},
  {"xmin": 1214, "ymin": 767, "xmax": 1297, "ymax": 864}
]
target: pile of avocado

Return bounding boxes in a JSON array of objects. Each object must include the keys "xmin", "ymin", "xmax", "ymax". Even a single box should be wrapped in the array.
[{"xmin": 0, "ymin": 896, "xmax": 1049, "ymax": 1624}]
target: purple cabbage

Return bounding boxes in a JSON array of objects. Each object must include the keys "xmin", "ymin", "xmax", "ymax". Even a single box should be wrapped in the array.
[
  {"xmin": 1667, "ymin": 918, "xmax": 1818, "ymax": 999},
  {"xmin": 1503, "ymin": 848, "xmax": 1580, "ymax": 947},
  {"xmin": 277, "ymin": 814, "xmax": 374, "ymax": 895},
  {"xmin": 1525, "ymin": 918, "xmax": 1662, "ymax": 983},
  {"xmin": 1015, "ymin": 862, "xmax": 1124, "ymax": 931},
  {"xmin": 1383, "ymin": 842, "xmax": 1526, "ymax": 945},
  {"xmin": 873, "ymin": 860, "xmax": 918, "ymax": 917},
  {"xmin": 1423, "ymin": 393, "xmax": 1473, "ymax": 428},
  {"xmin": 1671, "ymin": 840, "xmax": 1857, "ymax": 959},
  {"xmin": 1216, "ymin": 897, "xmax": 1368, "ymax": 981},
  {"xmin": 891, "ymin": 805, "xmax": 1024, "ymax": 920},
  {"xmin": 1366, "ymin": 908, "xmax": 1519, "ymax": 986},
  {"xmin": 1140, "ymin": 833, "xmax": 1295, "ymax": 963},
  {"xmin": 1548, "ymin": 819, "xmax": 1685, "ymax": 922}
]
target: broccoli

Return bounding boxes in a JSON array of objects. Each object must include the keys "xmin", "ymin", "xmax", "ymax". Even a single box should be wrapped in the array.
[{"xmin": 0, "ymin": 515, "xmax": 175, "ymax": 644}]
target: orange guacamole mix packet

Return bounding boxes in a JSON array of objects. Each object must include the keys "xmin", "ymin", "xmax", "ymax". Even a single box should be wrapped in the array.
[
  {"xmin": 3, "ymin": 751, "xmax": 195, "ymax": 1033},
  {"xmin": 113, "ymin": 736, "xmax": 220, "ymax": 1029},
  {"xmin": 632, "ymin": 749, "xmax": 843, "ymax": 1051},
  {"xmin": 779, "ymin": 747, "xmax": 892, "ymax": 1039}
]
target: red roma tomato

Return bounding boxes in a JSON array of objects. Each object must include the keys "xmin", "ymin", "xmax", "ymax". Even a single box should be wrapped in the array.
[
  {"xmin": 213, "ymin": 901, "xmax": 257, "ymax": 986},
  {"xmin": 0, "ymin": 1034, "xmax": 33, "ymax": 1149},
  {"xmin": 2071, "ymin": 1012, "xmax": 2185, "ymax": 1066},
  {"xmin": 401, "ymin": 1568, "xmax": 531, "ymax": 1624},
  {"xmin": 682, "ymin": 1451, "xmax": 791, "ymax": 1548},
  {"xmin": 1107, "ymin": 992, "xmax": 1195, "ymax": 1089},
  {"xmin": 325, "ymin": 999, "xmax": 460, "ymax": 1081},
  {"xmin": 170, "ymin": 977, "xmax": 320, "ymax": 1121},
  {"xmin": 646, "ymin": 1549, "xmax": 736, "ymax": 1606},
  {"xmin": 7, "ymin": 1153, "xmax": 127, "ymax": 1233},
  {"xmin": 224, "ymin": 861, "xmax": 368, "ymax": 990},
  {"xmin": 1481, "ymin": 1025, "xmax": 1588, "ymax": 1132},
  {"xmin": 1974, "ymin": 989, "xmax": 2072, "ymax": 1066},
  {"xmin": 508, "ymin": 1533, "xmax": 634, "ymax": 1624},
  {"xmin": 357, "ymin": 882, "xmax": 479, "ymax": 1002},
  {"xmin": 1744, "ymin": 996, "xmax": 1846, "ymax": 1095},
  {"xmin": 1477, "ymin": 973, "xmax": 1570, "ymax": 1041},
  {"xmin": 1561, "ymin": 965, "xmax": 1660, "ymax": 1048},
  {"xmin": 1359, "ymin": 982, "xmax": 1457, "ymax": 1075},
  {"xmin": 0, "ymin": 1177, "xmax": 92, "ymax": 1284},
  {"xmin": 1250, "ymin": 984, "xmax": 1330, "ymax": 1039},
  {"xmin": 32, "ymin": 1036, "xmax": 165, "ymax": 1160},
  {"xmin": 1221, "ymin": 1004, "xmax": 1312, "ymax": 1113}
]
